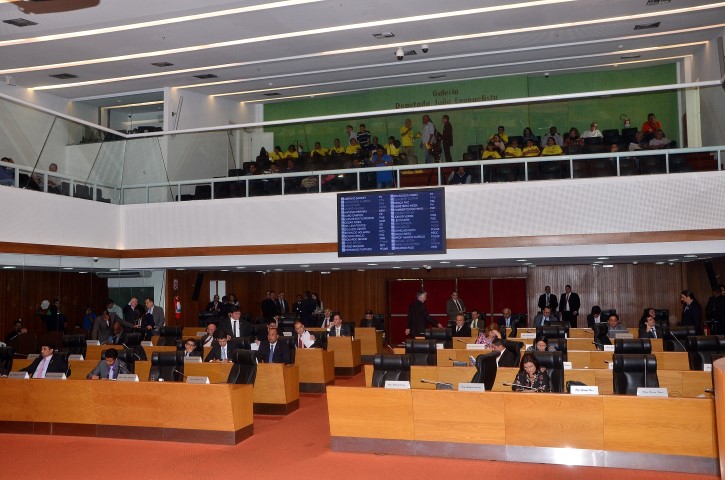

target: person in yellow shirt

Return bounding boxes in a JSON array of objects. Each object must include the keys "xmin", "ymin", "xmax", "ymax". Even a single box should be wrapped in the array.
[
  {"xmin": 400, "ymin": 119, "xmax": 415, "ymax": 162},
  {"xmin": 504, "ymin": 139, "xmax": 523, "ymax": 158},
  {"xmin": 345, "ymin": 138, "xmax": 361, "ymax": 156},
  {"xmin": 282, "ymin": 144, "xmax": 299, "ymax": 159},
  {"xmin": 311, "ymin": 142, "xmax": 329, "ymax": 160},
  {"xmin": 269, "ymin": 146, "xmax": 284, "ymax": 161},
  {"xmin": 330, "ymin": 139, "xmax": 345, "ymax": 157},
  {"xmin": 482, "ymin": 142, "xmax": 502, "ymax": 160},
  {"xmin": 386, "ymin": 136, "xmax": 401, "ymax": 158},
  {"xmin": 522, "ymin": 139, "xmax": 541, "ymax": 157},
  {"xmin": 541, "ymin": 137, "xmax": 564, "ymax": 156},
  {"xmin": 489, "ymin": 126, "xmax": 509, "ymax": 144}
]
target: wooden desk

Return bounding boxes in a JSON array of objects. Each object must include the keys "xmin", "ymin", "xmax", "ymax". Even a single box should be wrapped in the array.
[
  {"xmin": 356, "ymin": 328, "xmax": 383, "ymax": 357},
  {"xmin": 567, "ymin": 350, "xmax": 688, "ymax": 370},
  {"xmin": 295, "ymin": 348, "xmax": 335, "ymax": 393},
  {"xmin": 0, "ymin": 379, "xmax": 253, "ymax": 445},
  {"xmin": 85, "ymin": 344, "xmax": 176, "ymax": 361},
  {"xmin": 182, "ymin": 328, "xmax": 206, "ymax": 338},
  {"xmin": 252, "ymin": 363, "xmax": 299, "ymax": 414},
  {"xmin": 327, "ymin": 386, "xmax": 717, "ymax": 475},
  {"xmin": 327, "ymin": 337, "xmax": 362, "ymax": 376}
]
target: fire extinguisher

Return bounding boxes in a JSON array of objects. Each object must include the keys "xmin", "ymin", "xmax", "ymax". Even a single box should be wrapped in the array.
[
  {"xmin": 174, "ymin": 295, "xmax": 182, "ymax": 320},
  {"xmin": 620, "ymin": 113, "xmax": 631, "ymax": 128}
]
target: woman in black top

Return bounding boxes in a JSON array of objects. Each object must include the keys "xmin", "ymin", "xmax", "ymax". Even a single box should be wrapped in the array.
[{"xmin": 512, "ymin": 353, "xmax": 551, "ymax": 392}]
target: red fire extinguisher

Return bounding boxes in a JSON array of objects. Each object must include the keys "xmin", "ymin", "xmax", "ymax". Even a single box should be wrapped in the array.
[{"xmin": 174, "ymin": 295, "xmax": 182, "ymax": 320}]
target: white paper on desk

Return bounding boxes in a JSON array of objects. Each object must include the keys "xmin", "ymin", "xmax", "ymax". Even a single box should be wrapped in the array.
[
  {"xmin": 603, "ymin": 345, "xmax": 615, "ymax": 352},
  {"xmin": 250, "ymin": 343, "xmax": 259, "ymax": 351}
]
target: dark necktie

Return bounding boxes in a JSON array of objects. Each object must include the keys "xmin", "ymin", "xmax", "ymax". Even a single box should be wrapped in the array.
[{"xmin": 269, "ymin": 344, "xmax": 275, "ymax": 363}]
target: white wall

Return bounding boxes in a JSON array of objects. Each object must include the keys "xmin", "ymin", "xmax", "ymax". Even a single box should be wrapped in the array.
[
  {"xmin": 0, "ymin": 84, "xmax": 97, "ymax": 123},
  {"xmin": 692, "ymin": 32, "xmax": 725, "ymax": 147}
]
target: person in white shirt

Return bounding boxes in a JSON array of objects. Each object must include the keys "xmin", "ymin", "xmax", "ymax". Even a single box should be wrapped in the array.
[
  {"xmin": 204, "ymin": 333, "xmax": 234, "ymax": 362},
  {"xmin": 581, "ymin": 122, "xmax": 603, "ymax": 139}
]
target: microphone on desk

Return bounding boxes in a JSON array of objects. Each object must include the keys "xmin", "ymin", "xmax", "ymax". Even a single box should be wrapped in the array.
[
  {"xmin": 705, "ymin": 388, "xmax": 715, "ymax": 394},
  {"xmin": 12, "ymin": 352, "xmax": 30, "ymax": 357},
  {"xmin": 122, "ymin": 344, "xmax": 141, "ymax": 360},
  {"xmin": 456, "ymin": 338, "xmax": 467, "ymax": 343},
  {"xmin": 604, "ymin": 360, "xmax": 611, "ymax": 364},
  {"xmin": 668, "ymin": 329, "xmax": 687, "ymax": 351},
  {"xmin": 585, "ymin": 329, "xmax": 595, "ymax": 334},
  {"xmin": 468, "ymin": 355, "xmax": 477, "ymax": 366},
  {"xmin": 420, "ymin": 379, "xmax": 453, "ymax": 388},
  {"xmin": 173, "ymin": 369, "xmax": 188, "ymax": 380},
  {"xmin": 503, "ymin": 381, "xmax": 539, "ymax": 391},
  {"xmin": 118, "ymin": 364, "xmax": 132, "ymax": 375}
]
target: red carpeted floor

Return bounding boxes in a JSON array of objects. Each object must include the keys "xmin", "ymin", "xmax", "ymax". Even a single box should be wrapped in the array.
[{"xmin": 3, "ymin": 373, "xmax": 717, "ymax": 480}]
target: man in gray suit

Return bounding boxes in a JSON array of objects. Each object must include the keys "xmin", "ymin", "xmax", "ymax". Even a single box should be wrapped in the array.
[
  {"xmin": 445, "ymin": 291, "xmax": 466, "ymax": 323},
  {"xmin": 87, "ymin": 348, "xmax": 127, "ymax": 380},
  {"xmin": 91, "ymin": 310, "xmax": 113, "ymax": 342},
  {"xmin": 142, "ymin": 297, "xmax": 165, "ymax": 333}
]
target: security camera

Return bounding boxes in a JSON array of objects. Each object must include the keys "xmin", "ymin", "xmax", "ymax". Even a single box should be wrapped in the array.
[
  {"xmin": 92, "ymin": 257, "xmax": 99, "ymax": 262},
  {"xmin": 544, "ymin": 72, "xmax": 549, "ymax": 78},
  {"xmin": 395, "ymin": 47, "xmax": 404, "ymax": 61},
  {"xmin": 421, "ymin": 44, "xmax": 429, "ymax": 53}
]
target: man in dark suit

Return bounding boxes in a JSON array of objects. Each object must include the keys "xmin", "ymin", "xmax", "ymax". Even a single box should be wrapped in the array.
[
  {"xmin": 498, "ymin": 308, "xmax": 519, "ymax": 330},
  {"xmin": 534, "ymin": 307, "xmax": 555, "ymax": 327},
  {"xmin": 261, "ymin": 291, "xmax": 280, "ymax": 321},
  {"xmin": 87, "ymin": 348, "xmax": 127, "ymax": 379},
  {"xmin": 20, "ymin": 343, "xmax": 68, "ymax": 378},
  {"xmin": 638, "ymin": 314, "xmax": 658, "ymax": 339},
  {"xmin": 586, "ymin": 306, "xmax": 603, "ymax": 329},
  {"xmin": 319, "ymin": 308, "xmax": 334, "ymax": 329},
  {"xmin": 142, "ymin": 297, "xmax": 165, "ymax": 333},
  {"xmin": 218, "ymin": 307, "xmax": 250, "ymax": 339},
  {"xmin": 122, "ymin": 297, "xmax": 143, "ymax": 332},
  {"xmin": 405, "ymin": 291, "xmax": 442, "ymax": 337},
  {"xmin": 491, "ymin": 339, "xmax": 517, "ymax": 367},
  {"xmin": 204, "ymin": 332, "xmax": 235, "ymax": 362},
  {"xmin": 181, "ymin": 338, "xmax": 202, "ymax": 358},
  {"xmin": 451, "ymin": 314, "xmax": 471, "ymax": 337},
  {"xmin": 680, "ymin": 290, "xmax": 703, "ymax": 335},
  {"xmin": 199, "ymin": 323, "xmax": 218, "ymax": 348},
  {"xmin": 537, "ymin": 286, "xmax": 558, "ymax": 312},
  {"xmin": 293, "ymin": 321, "xmax": 322, "ymax": 349},
  {"xmin": 328, "ymin": 314, "xmax": 352, "ymax": 337},
  {"xmin": 278, "ymin": 292, "xmax": 289, "ymax": 315},
  {"xmin": 559, "ymin": 285, "xmax": 581, "ymax": 327},
  {"xmin": 257, "ymin": 327, "xmax": 291, "ymax": 364},
  {"xmin": 108, "ymin": 321, "xmax": 128, "ymax": 345},
  {"xmin": 206, "ymin": 294, "xmax": 223, "ymax": 314},
  {"xmin": 91, "ymin": 310, "xmax": 113, "ymax": 342}
]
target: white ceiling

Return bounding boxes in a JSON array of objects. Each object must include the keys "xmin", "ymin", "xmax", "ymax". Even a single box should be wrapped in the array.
[{"xmin": 0, "ymin": 0, "xmax": 723, "ymax": 103}]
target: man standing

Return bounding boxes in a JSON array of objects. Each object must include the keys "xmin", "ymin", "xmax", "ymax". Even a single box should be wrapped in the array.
[
  {"xmin": 206, "ymin": 294, "xmax": 222, "ymax": 314},
  {"xmin": 400, "ymin": 118, "xmax": 415, "ymax": 163},
  {"xmin": 451, "ymin": 314, "xmax": 471, "ymax": 337},
  {"xmin": 123, "ymin": 297, "xmax": 143, "ymax": 332},
  {"xmin": 491, "ymin": 338, "xmax": 517, "ymax": 367},
  {"xmin": 219, "ymin": 306, "xmax": 250, "ymax": 339},
  {"xmin": 87, "ymin": 348, "xmax": 127, "ymax": 379},
  {"xmin": 445, "ymin": 291, "xmax": 466, "ymax": 323},
  {"xmin": 441, "ymin": 115, "xmax": 453, "ymax": 163},
  {"xmin": 261, "ymin": 291, "xmax": 280, "ymax": 321},
  {"xmin": 257, "ymin": 327, "xmax": 290, "ymax": 364},
  {"xmin": 406, "ymin": 291, "xmax": 442, "ymax": 337},
  {"xmin": 680, "ymin": 290, "xmax": 703, "ymax": 335},
  {"xmin": 20, "ymin": 343, "xmax": 68, "ymax": 378},
  {"xmin": 537, "ymin": 286, "xmax": 558, "ymax": 312},
  {"xmin": 357, "ymin": 124, "xmax": 372, "ymax": 153},
  {"xmin": 107, "ymin": 299, "xmax": 124, "ymax": 319},
  {"xmin": 91, "ymin": 310, "xmax": 113, "ymax": 342},
  {"xmin": 559, "ymin": 285, "xmax": 580, "ymax": 328},
  {"xmin": 278, "ymin": 292, "xmax": 289, "ymax": 314},
  {"xmin": 421, "ymin": 115, "xmax": 437, "ymax": 164},
  {"xmin": 706, "ymin": 285, "xmax": 725, "ymax": 335},
  {"xmin": 143, "ymin": 297, "xmax": 165, "ymax": 332},
  {"xmin": 328, "ymin": 314, "xmax": 352, "ymax": 337}
]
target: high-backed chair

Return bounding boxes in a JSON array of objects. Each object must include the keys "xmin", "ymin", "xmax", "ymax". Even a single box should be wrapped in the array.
[
  {"xmin": 404, "ymin": 339, "xmax": 437, "ymax": 366},
  {"xmin": 124, "ymin": 332, "xmax": 147, "ymax": 360},
  {"xmin": 548, "ymin": 338, "xmax": 568, "ymax": 361},
  {"xmin": 101, "ymin": 348, "xmax": 136, "ymax": 374},
  {"xmin": 371, "ymin": 354, "xmax": 412, "ymax": 388},
  {"xmin": 470, "ymin": 351, "xmax": 499, "ymax": 390},
  {"xmin": 425, "ymin": 328, "xmax": 452, "ymax": 349},
  {"xmin": 612, "ymin": 354, "xmax": 659, "ymax": 394},
  {"xmin": 663, "ymin": 326, "xmax": 694, "ymax": 352},
  {"xmin": 6, "ymin": 333, "xmax": 36, "ymax": 356},
  {"xmin": 283, "ymin": 336, "xmax": 297, "ymax": 364},
  {"xmin": 61, "ymin": 334, "xmax": 87, "ymax": 357},
  {"xmin": 156, "ymin": 326, "xmax": 183, "ymax": 346},
  {"xmin": 0, "ymin": 346, "xmax": 14, "ymax": 373},
  {"xmin": 52, "ymin": 351, "xmax": 71, "ymax": 377},
  {"xmin": 593, "ymin": 323, "xmax": 611, "ymax": 350},
  {"xmin": 503, "ymin": 340, "xmax": 524, "ymax": 368},
  {"xmin": 343, "ymin": 322, "xmax": 356, "ymax": 338},
  {"xmin": 148, "ymin": 351, "xmax": 184, "ymax": 382},
  {"xmin": 226, "ymin": 349, "xmax": 257, "ymax": 385},
  {"xmin": 229, "ymin": 337, "xmax": 252, "ymax": 352},
  {"xmin": 536, "ymin": 325, "xmax": 568, "ymax": 341},
  {"xmin": 687, "ymin": 336, "xmax": 725, "ymax": 370},
  {"xmin": 311, "ymin": 331, "xmax": 328, "ymax": 350},
  {"xmin": 277, "ymin": 317, "xmax": 296, "ymax": 335},
  {"xmin": 614, "ymin": 339, "xmax": 652, "ymax": 354},
  {"xmin": 531, "ymin": 351, "xmax": 565, "ymax": 393}
]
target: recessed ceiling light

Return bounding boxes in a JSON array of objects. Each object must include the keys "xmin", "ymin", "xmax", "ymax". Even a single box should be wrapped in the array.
[
  {"xmin": 468, "ymin": 266, "xmax": 477, "ymax": 269},
  {"xmin": 236, "ymin": 266, "xmax": 246, "ymax": 269},
  {"xmin": 357, "ymin": 269, "xmax": 365, "ymax": 272},
  {"xmin": 3, "ymin": 18, "xmax": 38, "ymax": 27},
  {"xmin": 655, "ymin": 261, "xmax": 665, "ymax": 265},
  {"xmin": 331, "ymin": 267, "xmax": 340, "ymax": 270},
  {"xmin": 523, "ymin": 263, "xmax": 532, "ymax": 266},
  {"xmin": 634, "ymin": 22, "xmax": 661, "ymax": 30},
  {"xmin": 150, "ymin": 62, "xmax": 174, "ymax": 68},
  {"xmin": 110, "ymin": 268, "xmax": 119, "ymax": 272},
  {"xmin": 393, "ymin": 266, "xmax": 401, "ymax": 269},
  {"xmin": 593, "ymin": 261, "xmax": 603, "ymax": 264},
  {"xmin": 411, "ymin": 267, "xmax": 420, "ymax": 270},
  {"xmin": 603, "ymin": 264, "xmax": 614, "ymax": 268},
  {"xmin": 372, "ymin": 32, "xmax": 395, "ymax": 39},
  {"xmin": 456, "ymin": 264, "xmax": 465, "ymax": 267},
  {"xmin": 300, "ymin": 264, "xmax": 309, "ymax": 268},
  {"xmin": 49, "ymin": 73, "xmax": 78, "ymax": 79},
  {"xmin": 667, "ymin": 258, "xmax": 679, "ymax": 262},
  {"xmin": 367, "ymin": 263, "xmax": 378, "ymax": 266},
  {"xmin": 439, "ymin": 261, "xmax": 450, "ymax": 264},
  {"xmin": 321, "ymin": 271, "xmax": 331, "ymax": 275},
  {"xmin": 306, "ymin": 270, "xmax": 314, "ymax": 273},
  {"xmin": 274, "ymin": 268, "xmax": 283, "ymax": 271},
  {"xmin": 684, "ymin": 254, "xmax": 698, "ymax": 258},
  {"xmin": 632, "ymin": 261, "xmax": 639, "ymax": 265},
  {"xmin": 2, "ymin": 266, "xmax": 16, "ymax": 269},
  {"xmin": 516, "ymin": 259, "xmax": 527, "ymax": 262},
  {"xmin": 221, "ymin": 269, "xmax": 229, "ymax": 272},
  {"xmin": 193, "ymin": 73, "xmax": 218, "ymax": 79},
  {"xmin": 62, "ymin": 267, "xmax": 73, "ymax": 270},
  {"xmin": 176, "ymin": 268, "xmax": 185, "ymax": 271},
  {"xmin": 597, "ymin": 257, "xmax": 609, "ymax": 260},
  {"xmin": 78, "ymin": 271, "xmax": 88, "ymax": 274}
]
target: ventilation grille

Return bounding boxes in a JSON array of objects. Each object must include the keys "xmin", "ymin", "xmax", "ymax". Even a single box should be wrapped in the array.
[
  {"xmin": 49, "ymin": 73, "xmax": 78, "ymax": 79},
  {"xmin": 3, "ymin": 18, "xmax": 38, "ymax": 27}
]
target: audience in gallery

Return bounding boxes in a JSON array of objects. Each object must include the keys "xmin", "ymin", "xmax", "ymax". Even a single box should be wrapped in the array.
[
  {"xmin": 641, "ymin": 113, "xmax": 663, "ymax": 134},
  {"xmin": 540, "ymin": 137, "xmax": 564, "ymax": 156},
  {"xmin": 482, "ymin": 142, "xmax": 501, "ymax": 159},
  {"xmin": 580, "ymin": 122, "xmax": 603, "ymax": 139}
]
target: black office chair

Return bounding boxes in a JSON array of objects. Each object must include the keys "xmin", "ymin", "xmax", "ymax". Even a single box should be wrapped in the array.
[
  {"xmin": 536, "ymin": 325, "xmax": 568, "ymax": 341},
  {"xmin": 101, "ymin": 348, "xmax": 136, "ymax": 374},
  {"xmin": 662, "ymin": 326, "xmax": 694, "ymax": 352},
  {"xmin": 60, "ymin": 334, "xmax": 87, "ymax": 357},
  {"xmin": 371, "ymin": 354, "xmax": 412, "ymax": 388},
  {"xmin": 277, "ymin": 317, "xmax": 296, "ymax": 335},
  {"xmin": 548, "ymin": 338, "xmax": 568, "ymax": 361},
  {"xmin": 425, "ymin": 328, "xmax": 452, "ymax": 349},
  {"xmin": 123, "ymin": 332, "xmax": 147, "ymax": 360},
  {"xmin": 470, "ymin": 351, "xmax": 499, "ymax": 391},
  {"xmin": 52, "ymin": 351, "xmax": 72, "ymax": 378},
  {"xmin": 175, "ymin": 339, "xmax": 204, "ymax": 357},
  {"xmin": 404, "ymin": 339, "xmax": 437, "ymax": 366},
  {"xmin": 148, "ymin": 351, "xmax": 184, "ymax": 382},
  {"xmin": 6, "ymin": 333, "xmax": 36, "ymax": 357},
  {"xmin": 503, "ymin": 340, "xmax": 524, "ymax": 368},
  {"xmin": 687, "ymin": 336, "xmax": 725, "ymax": 370},
  {"xmin": 0, "ymin": 346, "xmax": 14, "ymax": 373},
  {"xmin": 343, "ymin": 322, "xmax": 356, "ymax": 338},
  {"xmin": 531, "ymin": 351, "xmax": 565, "ymax": 393},
  {"xmin": 226, "ymin": 349, "xmax": 257, "ymax": 385},
  {"xmin": 612, "ymin": 354, "xmax": 659, "ymax": 395},
  {"xmin": 614, "ymin": 339, "xmax": 652, "ymax": 354},
  {"xmin": 157, "ymin": 326, "xmax": 183, "ymax": 346},
  {"xmin": 593, "ymin": 323, "xmax": 611, "ymax": 350}
]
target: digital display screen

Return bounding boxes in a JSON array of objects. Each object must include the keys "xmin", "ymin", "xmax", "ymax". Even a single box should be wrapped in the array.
[{"xmin": 337, "ymin": 188, "xmax": 446, "ymax": 257}]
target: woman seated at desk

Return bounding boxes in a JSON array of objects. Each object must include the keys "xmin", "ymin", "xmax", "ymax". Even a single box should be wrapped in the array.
[
  {"xmin": 512, "ymin": 353, "xmax": 551, "ymax": 392},
  {"xmin": 526, "ymin": 336, "xmax": 556, "ymax": 353},
  {"xmin": 474, "ymin": 324, "xmax": 501, "ymax": 347}
]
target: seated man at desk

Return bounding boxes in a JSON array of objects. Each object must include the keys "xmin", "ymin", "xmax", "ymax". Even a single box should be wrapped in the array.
[
  {"xmin": 87, "ymin": 348, "xmax": 127, "ymax": 380},
  {"xmin": 492, "ymin": 338, "xmax": 517, "ymax": 367},
  {"xmin": 257, "ymin": 327, "xmax": 291, "ymax": 364},
  {"xmin": 533, "ymin": 306, "xmax": 556, "ymax": 327},
  {"xmin": 108, "ymin": 320, "xmax": 127, "ymax": 345},
  {"xmin": 498, "ymin": 307, "xmax": 518, "ymax": 330},
  {"xmin": 200, "ymin": 322, "xmax": 217, "ymax": 348},
  {"xmin": 511, "ymin": 353, "xmax": 551, "ymax": 392},
  {"xmin": 20, "ymin": 343, "xmax": 68, "ymax": 378},
  {"xmin": 469, "ymin": 309, "xmax": 483, "ymax": 330},
  {"xmin": 328, "ymin": 314, "xmax": 351, "ymax": 337},
  {"xmin": 182, "ymin": 338, "xmax": 201, "ymax": 358},
  {"xmin": 639, "ymin": 314, "xmax": 658, "ymax": 339},
  {"xmin": 204, "ymin": 331, "xmax": 235, "ymax": 363},
  {"xmin": 451, "ymin": 314, "xmax": 471, "ymax": 337},
  {"xmin": 293, "ymin": 321, "xmax": 322, "ymax": 349},
  {"xmin": 606, "ymin": 313, "xmax": 627, "ymax": 337}
]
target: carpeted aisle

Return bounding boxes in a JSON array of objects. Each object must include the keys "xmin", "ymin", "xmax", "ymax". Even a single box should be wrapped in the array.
[{"xmin": 2, "ymin": 373, "xmax": 717, "ymax": 480}]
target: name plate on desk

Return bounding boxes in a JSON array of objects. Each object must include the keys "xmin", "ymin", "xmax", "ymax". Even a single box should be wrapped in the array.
[
  {"xmin": 27, "ymin": 354, "xmax": 39, "ymax": 360},
  {"xmin": 570, "ymin": 385, "xmax": 599, "ymax": 395},
  {"xmin": 117, "ymin": 374, "xmax": 139, "ymax": 382},
  {"xmin": 195, "ymin": 332, "xmax": 205, "ymax": 337},
  {"xmin": 613, "ymin": 332, "xmax": 634, "ymax": 339},
  {"xmin": 384, "ymin": 380, "xmax": 410, "ymax": 390},
  {"xmin": 603, "ymin": 345, "xmax": 615, "ymax": 352},
  {"xmin": 45, "ymin": 372, "xmax": 67, "ymax": 380},
  {"xmin": 458, "ymin": 383, "xmax": 486, "ymax": 392},
  {"xmin": 563, "ymin": 361, "xmax": 572, "ymax": 370},
  {"xmin": 187, "ymin": 376, "xmax": 210, "ymax": 384},
  {"xmin": 637, "ymin": 387, "xmax": 668, "ymax": 397},
  {"xmin": 8, "ymin": 372, "xmax": 29, "ymax": 379},
  {"xmin": 282, "ymin": 331, "xmax": 292, "ymax": 337},
  {"xmin": 141, "ymin": 341, "xmax": 153, "ymax": 347},
  {"xmin": 466, "ymin": 344, "xmax": 488, "ymax": 350},
  {"xmin": 520, "ymin": 332, "xmax": 536, "ymax": 339},
  {"xmin": 436, "ymin": 343, "xmax": 444, "ymax": 350},
  {"xmin": 704, "ymin": 364, "xmax": 713, "ymax": 372},
  {"xmin": 183, "ymin": 356, "xmax": 202, "ymax": 363},
  {"xmin": 86, "ymin": 340, "xmax": 100, "ymax": 345},
  {"xmin": 69, "ymin": 354, "xmax": 84, "ymax": 361}
]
